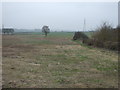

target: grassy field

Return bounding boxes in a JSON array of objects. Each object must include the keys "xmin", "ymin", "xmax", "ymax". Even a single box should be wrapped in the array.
[{"xmin": 2, "ymin": 32, "xmax": 118, "ymax": 88}]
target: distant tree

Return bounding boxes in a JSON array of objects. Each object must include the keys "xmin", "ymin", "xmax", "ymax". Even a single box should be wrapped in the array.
[{"xmin": 42, "ymin": 25, "xmax": 50, "ymax": 36}]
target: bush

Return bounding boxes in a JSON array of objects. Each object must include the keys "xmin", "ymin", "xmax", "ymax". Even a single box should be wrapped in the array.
[
  {"xmin": 72, "ymin": 22, "xmax": 119, "ymax": 51},
  {"xmin": 73, "ymin": 32, "xmax": 89, "ymax": 40},
  {"xmin": 90, "ymin": 22, "xmax": 119, "ymax": 50},
  {"xmin": 103, "ymin": 41, "xmax": 119, "ymax": 50},
  {"xmin": 92, "ymin": 22, "xmax": 113, "ymax": 42},
  {"xmin": 83, "ymin": 39, "xmax": 94, "ymax": 46}
]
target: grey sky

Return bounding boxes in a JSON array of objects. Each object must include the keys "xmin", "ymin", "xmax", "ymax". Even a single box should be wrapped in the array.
[{"xmin": 2, "ymin": 2, "xmax": 118, "ymax": 31}]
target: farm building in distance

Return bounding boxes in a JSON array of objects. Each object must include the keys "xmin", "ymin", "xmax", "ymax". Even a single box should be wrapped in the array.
[{"xmin": 2, "ymin": 28, "xmax": 14, "ymax": 35}]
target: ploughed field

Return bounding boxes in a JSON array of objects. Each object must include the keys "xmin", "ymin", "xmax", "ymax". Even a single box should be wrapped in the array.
[{"xmin": 2, "ymin": 32, "xmax": 118, "ymax": 88}]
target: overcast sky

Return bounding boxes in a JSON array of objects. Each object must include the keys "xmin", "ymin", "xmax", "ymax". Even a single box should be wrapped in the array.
[{"xmin": 2, "ymin": 2, "xmax": 118, "ymax": 31}]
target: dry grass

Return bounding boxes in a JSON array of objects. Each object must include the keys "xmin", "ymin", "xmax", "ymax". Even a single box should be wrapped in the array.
[{"xmin": 2, "ymin": 33, "xmax": 118, "ymax": 88}]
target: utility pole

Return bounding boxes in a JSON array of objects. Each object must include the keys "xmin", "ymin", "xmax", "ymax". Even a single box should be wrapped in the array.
[{"xmin": 83, "ymin": 18, "xmax": 86, "ymax": 32}]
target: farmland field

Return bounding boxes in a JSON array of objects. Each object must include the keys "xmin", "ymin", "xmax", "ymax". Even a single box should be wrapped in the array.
[{"xmin": 2, "ymin": 32, "xmax": 118, "ymax": 88}]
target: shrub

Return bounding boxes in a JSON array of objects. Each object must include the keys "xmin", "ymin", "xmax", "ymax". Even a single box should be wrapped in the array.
[
  {"xmin": 73, "ymin": 32, "xmax": 89, "ymax": 40},
  {"xmin": 83, "ymin": 39, "xmax": 94, "ymax": 46},
  {"xmin": 90, "ymin": 22, "xmax": 119, "ymax": 50},
  {"xmin": 72, "ymin": 22, "xmax": 119, "ymax": 51}
]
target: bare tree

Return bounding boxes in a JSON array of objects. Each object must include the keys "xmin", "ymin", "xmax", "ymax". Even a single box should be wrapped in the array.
[{"xmin": 42, "ymin": 25, "xmax": 50, "ymax": 36}]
